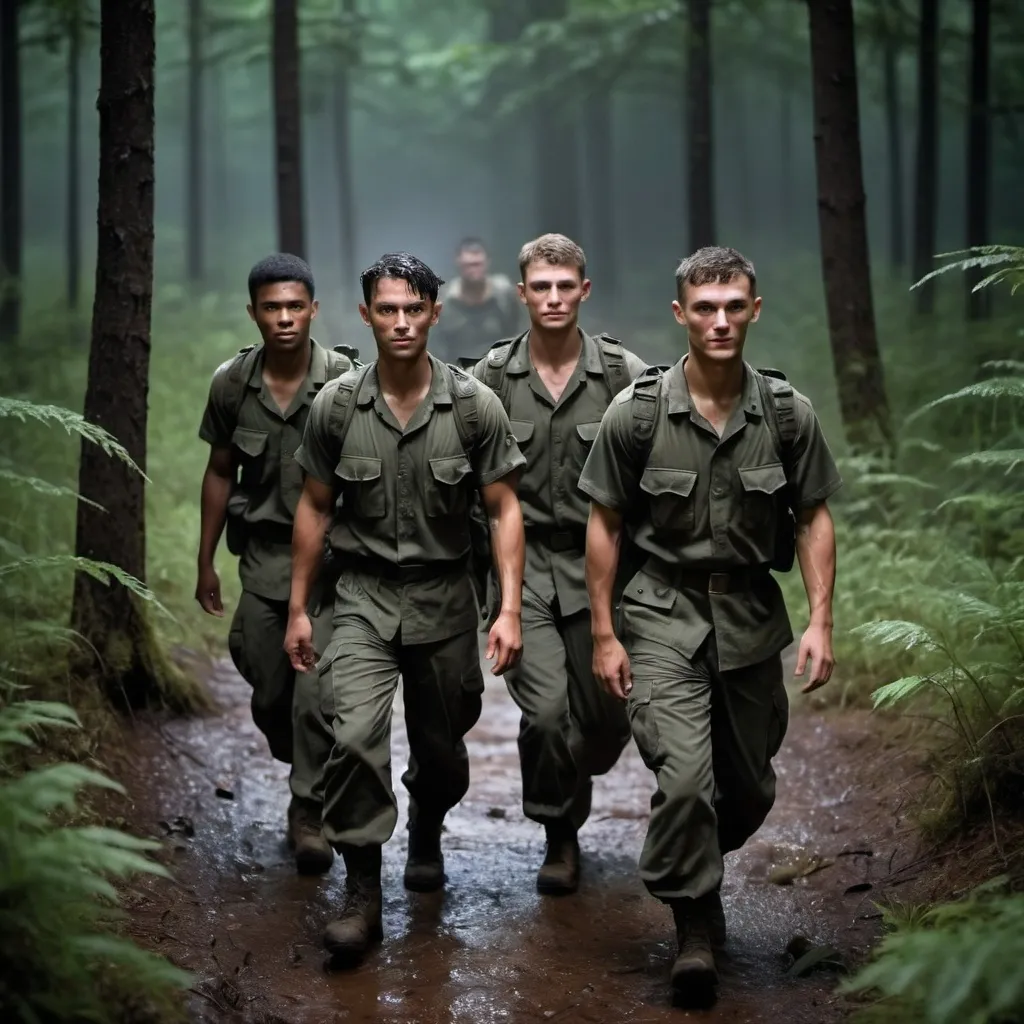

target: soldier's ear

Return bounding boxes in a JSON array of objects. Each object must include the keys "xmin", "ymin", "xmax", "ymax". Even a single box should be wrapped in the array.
[
  {"xmin": 430, "ymin": 300, "xmax": 442, "ymax": 326},
  {"xmin": 750, "ymin": 297, "xmax": 762, "ymax": 323},
  {"xmin": 358, "ymin": 303, "xmax": 371, "ymax": 326},
  {"xmin": 246, "ymin": 303, "xmax": 256, "ymax": 323},
  {"xmin": 310, "ymin": 299, "xmax": 319, "ymax": 320}
]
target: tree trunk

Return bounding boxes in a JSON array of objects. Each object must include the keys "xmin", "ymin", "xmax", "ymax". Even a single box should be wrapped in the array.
[
  {"xmin": 0, "ymin": 0, "xmax": 22, "ymax": 343},
  {"xmin": 186, "ymin": 0, "xmax": 203, "ymax": 282},
  {"xmin": 807, "ymin": 0, "xmax": 892, "ymax": 453},
  {"xmin": 272, "ymin": 0, "xmax": 305, "ymax": 256},
  {"xmin": 66, "ymin": 7, "xmax": 81, "ymax": 309},
  {"xmin": 911, "ymin": 0, "xmax": 939, "ymax": 313},
  {"xmin": 882, "ymin": 19, "xmax": 905, "ymax": 269},
  {"xmin": 529, "ymin": 0, "xmax": 580, "ymax": 241},
  {"xmin": 71, "ymin": 0, "xmax": 159, "ymax": 708},
  {"xmin": 965, "ymin": 0, "xmax": 991, "ymax": 320},
  {"xmin": 334, "ymin": 0, "xmax": 357, "ymax": 297},
  {"xmin": 584, "ymin": 86, "xmax": 615, "ymax": 295},
  {"xmin": 686, "ymin": 0, "xmax": 714, "ymax": 251}
]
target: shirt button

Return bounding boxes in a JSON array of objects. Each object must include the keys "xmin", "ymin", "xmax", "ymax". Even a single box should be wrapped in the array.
[{"xmin": 713, "ymin": 487, "xmax": 725, "ymax": 498}]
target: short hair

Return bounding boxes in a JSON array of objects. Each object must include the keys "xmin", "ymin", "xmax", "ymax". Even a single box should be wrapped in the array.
[
  {"xmin": 359, "ymin": 252, "xmax": 445, "ymax": 306},
  {"xmin": 518, "ymin": 233, "xmax": 587, "ymax": 281},
  {"xmin": 674, "ymin": 246, "xmax": 756, "ymax": 300},
  {"xmin": 247, "ymin": 253, "xmax": 315, "ymax": 303},
  {"xmin": 457, "ymin": 236, "xmax": 487, "ymax": 255}
]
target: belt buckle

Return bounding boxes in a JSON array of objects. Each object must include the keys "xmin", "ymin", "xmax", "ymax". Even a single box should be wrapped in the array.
[
  {"xmin": 708, "ymin": 572, "xmax": 730, "ymax": 595},
  {"xmin": 549, "ymin": 530, "xmax": 574, "ymax": 552}
]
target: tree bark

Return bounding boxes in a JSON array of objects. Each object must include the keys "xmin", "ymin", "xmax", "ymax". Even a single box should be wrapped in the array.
[
  {"xmin": 186, "ymin": 0, "xmax": 203, "ymax": 282},
  {"xmin": 66, "ymin": 6, "xmax": 81, "ymax": 309},
  {"xmin": 965, "ymin": 0, "xmax": 991, "ymax": 320},
  {"xmin": 685, "ymin": 0, "xmax": 714, "ymax": 251},
  {"xmin": 911, "ymin": 0, "xmax": 940, "ymax": 313},
  {"xmin": 334, "ymin": 0, "xmax": 357, "ymax": 295},
  {"xmin": 807, "ymin": 0, "xmax": 892, "ymax": 453},
  {"xmin": 529, "ymin": 0, "xmax": 580, "ymax": 242},
  {"xmin": 272, "ymin": 0, "xmax": 305, "ymax": 256},
  {"xmin": 0, "ymin": 0, "xmax": 22, "ymax": 343},
  {"xmin": 584, "ymin": 86, "xmax": 615, "ymax": 295},
  {"xmin": 71, "ymin": 0, "xmax": 158, "ymax": 707},
  {"xmin": 882, "ymin": 17, "xmax": 905, "ymax": 269}
]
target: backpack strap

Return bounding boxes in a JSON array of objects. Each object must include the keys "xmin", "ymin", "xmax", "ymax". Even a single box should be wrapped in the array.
[
  {"xmin": 481, "ymin": 334, "xmax": 523, "ymax": 413},
  {"xmin": 630, "ymin": 366, "xmax": 667, "ymax": 467},
  {"xmin": 444, "ymin": 363, "xmax": 481, "ymax": 455},
  {"xmin": 753, "ymin": 367, "xmax": 798, "ymax": 471},
  {"xmin": 594, "ymin": 332, "xmax": 632, "ymax": 398},
  {"xmin": 328, "ymin": 343, "xmax": 361, "ymax": 377},
  {"xmin": 327, "ymin": 362, "xmax": 374, "ymax": 458},
  {"xmin": 222, "ymin": 344, "xmax": 261, "ymax": 426}
]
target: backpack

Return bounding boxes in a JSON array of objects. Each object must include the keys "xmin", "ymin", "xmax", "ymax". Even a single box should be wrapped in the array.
[{"xmin": 630, "ymin": 364, "xmax": 799, "ymax": 573}]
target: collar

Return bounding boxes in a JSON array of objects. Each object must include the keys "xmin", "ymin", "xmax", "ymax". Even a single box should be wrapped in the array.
[
  {"xmin": 505, "ymin": 327, "xmax": 596, "ymax": 376},
  {"xmin": 665, "ymin": 357, "xmax": 764, "ymax": 418},
  {"xmin": 355, "ymin": 353, "xmax": 451, "ymax": 407}
]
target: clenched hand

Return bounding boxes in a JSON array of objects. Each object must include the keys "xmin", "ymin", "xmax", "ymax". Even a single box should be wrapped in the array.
[{"xmin": 486, "ymin": 609, "xmax": 523, "ymax": 676}]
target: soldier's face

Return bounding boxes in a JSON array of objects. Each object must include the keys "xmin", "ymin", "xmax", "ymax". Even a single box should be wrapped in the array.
[
  {"xmin": 247, "ymin": 281, "xmax": 318, "ymax": 354},
  {"xmin": 359, "ymin": 277, "xmax": 440, "ymax": 362},
  {"xmin": 456, "ymin": 247, "xmax": 489, "ymax": 283},
  {"xmin": 518, "ymin": 260, "xmax": 590, "ymax": 331},
  {"xmin": 672, "ymin": 277, "xmax": 761, "ymax": 362}
]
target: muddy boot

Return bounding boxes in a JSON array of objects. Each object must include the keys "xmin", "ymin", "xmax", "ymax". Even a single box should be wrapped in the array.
[
  {"xmin": 404, "ymin": 806, "xmax": 446, "ymax": 893},
  {"xmin": 287, "ymin": 799, "xmax": 334, "ymax": 876},
  {"xmin": 670, "ymin": 898, "xmax": 718, "ymax": 1005},
  {"xmin": 707, "ymin": 887, "xmax": 727, "ymax": 950},
  {"xmin": 536, "ymin": 822, "xmax": 580, "ymax": 895},
  {"xmin": 323, "ymin": 845, "xmax": 383, "ymax": 964}
]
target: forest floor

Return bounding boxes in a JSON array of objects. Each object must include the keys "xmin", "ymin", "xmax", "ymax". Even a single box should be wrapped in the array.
[{"xmin": 102, "ymin": 647, "xmax": 945, "ymax": 1024}]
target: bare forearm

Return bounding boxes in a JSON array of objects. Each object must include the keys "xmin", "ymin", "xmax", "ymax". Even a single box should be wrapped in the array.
[
  {"xmin": 796, "ymin": 505, "xmax": 836, "ymax": 628},
  {"xmin": 489, "ymin": 499, "xmax": 524, "ymax": 617},
  {"xmin": 289, "ymin": 495, "xmax": 330, "ymax": 615},
  {"xmin": 586, "ymin": 507, "xmax": 622, "ymax": 640},
  {"xmin": 198, "ymin": 468, "xmax": 231, "ymax": 567}
]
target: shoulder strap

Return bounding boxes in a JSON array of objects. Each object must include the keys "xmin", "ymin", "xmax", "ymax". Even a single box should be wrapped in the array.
[
  {"xmin": 328, "ymin": 343, "xmax": 361, "ymax": 376},
  {"xmin": 753, "ymin": 368, "xmax": 798, "ymax": 471},
  {"xmin": 594, "ymin": 332, "xmax": 631, "ymax": 398},
  {"xmin": 444, "ymin": 363, "xmax": 481, "ymax": 454},
  {"xmin": 481, "ymin": 334, "xmax": 522, "ymax": 413},
  {"xmin": 630, "ymin": 366, "xmax": 666, "ymax": 468},
  {"xmin": 328, "ymin": 363, "xmax": 373, "ymax": 458},
  {"xmin": 222, "ymin": 344, "xmax": 261, "ymax": 426}
]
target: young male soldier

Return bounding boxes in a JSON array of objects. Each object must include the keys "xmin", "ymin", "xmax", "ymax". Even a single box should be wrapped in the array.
[
  {"xmin": 470, "ymin": 233, "xmax": 648, "ymax": 895},
  {"xmin": 196, "ymin": 253, "xmax": 356, "ymax": 875},
  {"xmin": 579, "ymin": 246, "xmax": 840, "ymax": 1004},
  {"xmin": 432, "ymin": 237, "xmax": 522, "ymax": 361},
  {"xmin": 285, "ymin": 252, "xmax": 526, "ymax": 963}
]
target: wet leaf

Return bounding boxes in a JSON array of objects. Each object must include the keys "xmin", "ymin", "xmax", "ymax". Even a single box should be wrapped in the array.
[
  {"xmin": 769, "ymin": 854, "xmax": 835, "ymax": 885},
  {"xmin": 787, "ymin": 944, "xmax": 845, "ymax": 977},
  {"xmin": 845, "ymin": 882, "xmax": 873, "ymax": 894}
]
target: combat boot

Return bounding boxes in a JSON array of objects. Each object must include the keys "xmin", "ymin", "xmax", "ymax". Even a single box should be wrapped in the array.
[
  {"xmin": 323, "ymin": 845, "xmax": 383, "ymax": 963},
  {"xmin": 670, "ymin": 897, "xmax": 718, "ymax": 1004},
  {"xmin": 286, "ymin": 798, "xmax": 334, "ymax": 876},
  {"xmin": 707, "ymin": 886, "xmax": 727, "ymax": 950},
  {"xmin": 536, "ymin": 822, "xmax": 580, "ymax": 895},
  {"xmin": 404, "ymin": 805, "xmax": 446, "ymax": 893}
]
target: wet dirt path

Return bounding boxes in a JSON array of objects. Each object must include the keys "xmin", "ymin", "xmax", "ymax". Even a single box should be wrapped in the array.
[{"xmin": 115, "ymin": 650, "xmax": 913, "ymax": 1024}]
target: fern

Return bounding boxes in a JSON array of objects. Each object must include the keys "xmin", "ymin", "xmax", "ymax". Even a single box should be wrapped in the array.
[
  {"xmin": 911, "ymin": 245, "xmax": 1024, "ymax": 296},
  {"xmin": 853, "ymin": 619, "xmax": 942, "ymax": 654},
  {"xmin": 0, "ymin": 466, "xmax": 105, "ymax": 509},
  {"xmin": 907, "ymin": 377, "xmax": 1024, "ymax": 421},
  {"xmin": 951, "ymin": 449, "xmax": 1024, "ymax": 474}
]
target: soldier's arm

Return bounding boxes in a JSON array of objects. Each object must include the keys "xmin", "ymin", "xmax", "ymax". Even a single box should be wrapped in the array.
[
  {"xmin": 585, "ymin": 502, "xmax": 624, "ymax": 641},
  {"xmin": 289, "ymin": 476, "xmax": 333, "ymax": 620},
  {"xmin": 197, "ymin": 446, "xmax": 233, "ymax": 572}
]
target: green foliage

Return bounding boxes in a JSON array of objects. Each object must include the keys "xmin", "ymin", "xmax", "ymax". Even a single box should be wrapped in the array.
[
  {"xmin": 0, "ymin": 697, "xmax": 191, "ymax": 1023},
  {"xmin": 912, "ymin": 246, "xmax": 1024, "ymax": 297},
  {"xmin": 844, "ymin": 880, "xmax": 1024, "ymax": 1024}
]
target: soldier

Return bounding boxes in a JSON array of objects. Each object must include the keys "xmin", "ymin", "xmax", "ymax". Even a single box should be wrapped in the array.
[
  {"xmin": 432, "ymin": 237, "xmax": 522, "ymax": 361},
  {"xmin": 196, "ymin": 253, "xmax": 356, "ymax": 875},
  {"xmin": 579, "ymin": 246, "xmax": 840, "ymax": 1004},
  {"xmin": 469, "ymin": 233, "xmax": 648, "ymax": 895},
  {"xmin": 285, "ymin": 252, "xmax": 526, "ymax": 964}
]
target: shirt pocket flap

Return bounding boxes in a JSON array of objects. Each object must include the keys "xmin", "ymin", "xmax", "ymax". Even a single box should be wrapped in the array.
[
  {"xmin": 738, "ymin": 463, "xmax": 787, "ymax": 495},
  {"xmin": 231, "ymin": 426, "xmax": 269, "ymax": 457},
  {"xmin": 622, "ymin": 575, "xmax": 677, "ymax": 610},
  {"xmin": 510, "ymin": 420, "xmax": 534, "ymax": 444},
  {"xmin": 576, "ymin": 421, "xmax": 602, "ymax": 444},
  {"xmin": 429, "ymin": 454, "xmax": 473, "ymax": 486},
  {"xmin": 639, "ymin": 467, "xmax": 697, "ymax": 498},
  {"xmin": 335, "ymin": 455, "xmax": 382, "ymax": 483}
]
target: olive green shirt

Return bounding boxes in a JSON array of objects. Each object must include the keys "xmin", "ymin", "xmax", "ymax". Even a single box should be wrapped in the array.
[
  {"xmin": 199, "ymin": 339, "xmax": 347, "ymax": 603},
  {"xmin": 472, "ymin": 330, "xmax": 648, "ymax": 618},
  {"xmin": 295, "ymin": 354, "xmax": 526, "ymax": 644},
  {"xmin": 433, "ymin": 274, "xmax": 523, "ymax": 361},
  {"xmin": 578, "ymin": 358, "xmax": 842, "ymax": 671}
]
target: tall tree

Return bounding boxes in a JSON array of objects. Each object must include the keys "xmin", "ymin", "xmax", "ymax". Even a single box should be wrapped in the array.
[
  {"xmin": 0, "ymin": 0, "xmax": 22, "ymax": 343},
  {"xmin": 807, "ymin": 0, "xmax": 892, "ymax": 452},
  {"xmin": 333, "ymin": 0, "xmax": 357, "ymax": 295},
  {"xmin": 272, "ymin": 0, "xmax": 305, "ymax": 256},
  {"xmin": 911, "ymin": 0, "xmax": 940, "ymax": 313},
  {"xmin": 186, "ymin": 0, "xmax": 203, "ymax": 282},
  {"xmin": 65, "ymin": 3, "xmax": 83, "ymax": 310},
  {"xmin": 686, "ymin": 0, "xmax": 714, "ymax": 251},
  {"xmin": 584, "ymin": 85, "xmax": 616, "ymax": 297},
  {"xmin": 71, "ymin": 0, "xmax": 158, "ymax": 706},
  {"xmin": 880, "ymin": 2, "xmax": 906, "ymax": 269},
  {"xmin": 965, "ymin": 0, "xmax": 991, "ymax": 320}
]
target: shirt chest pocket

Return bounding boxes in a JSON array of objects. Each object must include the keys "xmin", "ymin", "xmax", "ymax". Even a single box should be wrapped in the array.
[
  {"xmin": 232, "ymin": 427, "xmax": 270, "ymax": 490},
  {"xmin": 737, "ymin": 463, "xmax": 787, "ymax": 529},
  {"xmin": 426, "ymin": 454, "xmax": 474, "ymax": 518},
  {"xmin": 640, "ymin": 467, "xmax": 697, "ymax": 533},
  {"xmin": 574, "ymin": 420, "xmax": 601, "ymax": 460},
  {"xmin": 334, "ymin": 455, "xmax": 386, "ymax": 519},
  {"xmin": 510, "ymin": 420, "xmax": 534, "ymax": 448}
]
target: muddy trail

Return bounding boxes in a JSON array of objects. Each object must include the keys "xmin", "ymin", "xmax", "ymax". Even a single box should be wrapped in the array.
[{"xmin": 110, "ymin": 649, "xmax": 918, "ymax": 1024}]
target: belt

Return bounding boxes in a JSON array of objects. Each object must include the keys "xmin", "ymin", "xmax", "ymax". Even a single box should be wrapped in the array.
[
  {"xmin": 247, "ymin": 520, "xmax": 294, "ymax": 546},
  {"xmin": 643, "ymin": 557, "xmax": 770, "ymax": 595},
  {"xmin": 339, "ymin": 553, "xmax": 463, "ymax": 584},
  {"xmin": 525, "ymin": 524, "xmax": 586, "ymax": 553}
]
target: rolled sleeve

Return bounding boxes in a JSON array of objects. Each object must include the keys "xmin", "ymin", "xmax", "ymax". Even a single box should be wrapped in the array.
[
  {"xmin": 789, "ymin": 391, "xmax": 843, "ymax": 508},
  {"xmin": 578, "ymin": 393, "xmax": 640, "ymax": 512},
  {"xmin": 294, "ymin": 382, "xmax": 341, "ymax": 485},
  {"xmin": 471, "ymin": 384, "xmax": 526, "ymax": 486}
]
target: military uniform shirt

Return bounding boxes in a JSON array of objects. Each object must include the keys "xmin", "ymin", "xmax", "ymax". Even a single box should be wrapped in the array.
[
  {"xmin": 295, "ymin": 354, "xmax": 526, "ymax": 644},
  {"xmin": 472, "ymin": 331, "xmax": 648, "ymax": 618},
  {"xmin": 578, "ymin": 358, "xmax": 842, "ymax": 671},
  {"xmin": 434, "ymin": 276, "xmax": 522, "ymax": 359},
  {"xmin": 199, "ymin": 339, "xmax": 341, "ymax": 602}
]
